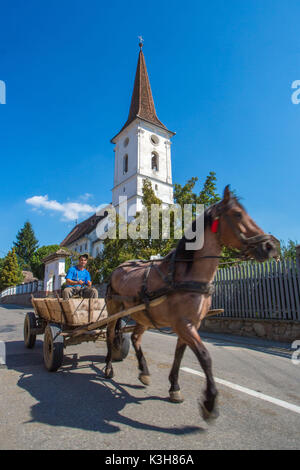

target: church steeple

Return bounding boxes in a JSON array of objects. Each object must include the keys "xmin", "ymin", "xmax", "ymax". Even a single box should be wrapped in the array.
[
  {"xmin": 111, "ymin": 41, "xmax": 175, "ymax": 215},
  {"xmin": 111, "ymin": 42, "xmax": 173, "ymax": 143}
]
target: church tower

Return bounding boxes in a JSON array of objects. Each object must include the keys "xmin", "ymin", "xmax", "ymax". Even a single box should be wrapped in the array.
[{"xmin": 111, "ymin": 41, "xmax": 175, "ymax": 216}]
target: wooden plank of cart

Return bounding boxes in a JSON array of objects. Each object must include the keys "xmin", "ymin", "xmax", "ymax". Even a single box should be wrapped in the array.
[{"xmin": 23, "ymin": 295, "xmax": 224, "ymax": 372}]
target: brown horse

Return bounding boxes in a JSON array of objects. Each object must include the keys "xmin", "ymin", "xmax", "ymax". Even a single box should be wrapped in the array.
[{"xmin": 104, "ymin": 186, "xmax": 278, "ymax": 421}]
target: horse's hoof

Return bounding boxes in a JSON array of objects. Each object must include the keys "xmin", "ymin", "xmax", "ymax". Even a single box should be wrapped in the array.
[
  {"xmin": 169, "ymin": 391, "xmax": 184, "ymax": 403},
  {"xmin": 199, "ymin": 399, "xmax": 219, "ymax": 422},
  {"xmin": 139, "ymin": 374, "xmax": 150, "ymax": 386},
  {"xmin": 105, "ymin": 367, "xmax": 114, "ymax": 379}
]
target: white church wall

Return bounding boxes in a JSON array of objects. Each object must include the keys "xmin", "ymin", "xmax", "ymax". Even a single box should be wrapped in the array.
[
  {"xmin": 112, "ymin": 119, "xmax": 174, "ymax": 213},
  {"xmin": 114, "ymin": 122, "xmax": 139, "ymax": 187}
]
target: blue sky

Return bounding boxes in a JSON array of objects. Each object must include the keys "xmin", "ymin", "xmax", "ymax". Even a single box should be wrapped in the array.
[{"xmin": 0, "ymin": 0, "xmax": 299, "ymax": 256}]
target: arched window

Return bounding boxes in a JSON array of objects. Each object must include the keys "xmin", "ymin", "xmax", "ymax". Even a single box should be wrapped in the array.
[
  {"xmin": 151, "ymin": 152, "xmax": 158, "ymax": 171},
  {"xmin": 123, "ymin": 154, "xmax": 128, "ymax": 174}
]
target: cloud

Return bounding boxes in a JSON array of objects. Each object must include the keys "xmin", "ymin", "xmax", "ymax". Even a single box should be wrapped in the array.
[
  {"xmin": 26, "ymin": 195, "xmax": 98, "ymax": 221},
  {"xmin": 79, "ymin": 193, "xmax": 93, "ymax": 202}
]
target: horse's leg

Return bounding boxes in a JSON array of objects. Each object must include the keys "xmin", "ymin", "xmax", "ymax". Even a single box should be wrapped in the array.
[
  {"xmin": 104, "ymin": 319, "xmax": 117, "ymax": 379},
  {"xmin": 168, "ymin": 338, "xmax": 187, "ymax": 403},
  {"xmin": 175, "ymin": 321, "xmax": 218, "ymax": 421},
  {"xmin": 104, "ymin": 293, "xmax": 123, "ymax": 379},
  {"xmin": 131, "ymin": 323, "xmax": 150, "ymax": 385}
]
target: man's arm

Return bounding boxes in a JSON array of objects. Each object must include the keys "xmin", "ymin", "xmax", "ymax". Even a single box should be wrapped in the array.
[
  {"xmin": 65, "ymin": 267, "xmax": 84, "ymax": 286},
  {"xmin": 66, "ymin": 278, "xmax": 85, "ymax": 286},
  {"xmin": 86, "ymin": 271, "xmax": 92, "ymax": 287}
]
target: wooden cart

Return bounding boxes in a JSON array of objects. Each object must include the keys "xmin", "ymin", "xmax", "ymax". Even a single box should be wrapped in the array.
[
  {"xmin": 23, "ymin": 295, "xmax": 167, "ymax": 372},
  {"xmin": 24, "ymin": 295, "xmax": 224, "ymax": 372}
]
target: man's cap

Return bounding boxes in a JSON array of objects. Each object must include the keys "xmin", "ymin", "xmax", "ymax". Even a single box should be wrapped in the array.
[{"xmin": 79, "ymin": 253, "xmax": 89, "ymax": 260}]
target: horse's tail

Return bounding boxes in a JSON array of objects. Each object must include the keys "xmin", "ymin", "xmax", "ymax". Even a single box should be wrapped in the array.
[
  {"xmin": 105, "ymin": 278, "xmax": 123, "ymax": 316},
  {"xmin": 105, "ymin": 279, "xmax": 113, "ymax": 301}
]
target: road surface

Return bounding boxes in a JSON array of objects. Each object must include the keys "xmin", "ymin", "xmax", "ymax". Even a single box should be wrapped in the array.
[{"xmin": 0, "ymin": 304, "xmax": 299, "ymax": 450}]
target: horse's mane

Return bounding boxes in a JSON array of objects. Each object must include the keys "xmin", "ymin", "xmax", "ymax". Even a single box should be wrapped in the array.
[
  {"xmin": 173, "ymin": 195, "xmax": 245, "ymax": 263},
  {"xmin": 174, "ymin": 204, "xmax": 215, "ymax": 261}
]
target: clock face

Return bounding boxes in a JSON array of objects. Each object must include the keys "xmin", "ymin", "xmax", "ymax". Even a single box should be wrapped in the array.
[{"xmin": 150, "ymin": 134, "xmax": 159, "ymax": 145}]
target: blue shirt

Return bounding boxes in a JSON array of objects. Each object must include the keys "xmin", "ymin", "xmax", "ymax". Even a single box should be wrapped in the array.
[{"xmin": 65, "ymin": 266, "xmax": 91, "ymax": 287}]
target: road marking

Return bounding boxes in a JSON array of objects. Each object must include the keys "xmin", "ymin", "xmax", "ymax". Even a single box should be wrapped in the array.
[
  {"xmin": 0, "ymin": 341, "xmax": 6, "ymax": 365},
  {"xmin": 181, "ymin": 366, "xmax": 300, "ymax": 415}
]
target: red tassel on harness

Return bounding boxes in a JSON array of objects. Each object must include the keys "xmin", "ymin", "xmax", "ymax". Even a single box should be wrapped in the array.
[{"xmin": 211, "ymin": 217, "xmax": 219, "ymax": 233}]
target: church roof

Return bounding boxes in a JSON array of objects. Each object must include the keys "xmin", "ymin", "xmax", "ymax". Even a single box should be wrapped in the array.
[
  {"xmin": 60, "ymin": 213, "xmax": 106, "ymax": 247},
  {"xmin": 111, "ymin": 44, "xmax": 174, "ymax": 142}
]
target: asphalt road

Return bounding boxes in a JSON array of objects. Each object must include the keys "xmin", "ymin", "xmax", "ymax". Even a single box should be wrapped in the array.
[{"xmin": 0, "ymin": 304, "xmax": 299, "ymax": 450}]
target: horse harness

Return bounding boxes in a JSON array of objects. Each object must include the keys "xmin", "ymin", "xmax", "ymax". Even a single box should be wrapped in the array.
[
  {"xmin": 107, "ymin": 199, "xmax": 274, "ymax": 331},
  {"xmin": 107, "ymin": 250, "xmax": 216, "ymax": 332}
]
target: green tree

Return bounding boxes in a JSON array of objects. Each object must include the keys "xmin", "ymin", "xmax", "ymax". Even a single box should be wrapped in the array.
[
  {"xmin": 14, "ymin": 221, "xmax": 39, "ymax": 268},
  {"xmin": 92, "ymin": 213, "xmax": 137, "ymax": 283},
  {"xmin": 30, "ymin": 244, "xmax": 61, "ymax": 280},
  {"xmin": 279, "ymin": 239, "xmax": 298, "ymax": 260},
  {"xmin": 0, "ymin": 248, "xmax": 24, "ymax": 290},
  {"xmin": 174, "ymin": 172, "xmax": 221, "ymax": 208}
]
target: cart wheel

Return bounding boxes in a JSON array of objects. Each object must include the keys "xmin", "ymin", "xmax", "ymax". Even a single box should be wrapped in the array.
[
  {"xmin": 24, "ymin": 312, "xmax": 37, "ymax": 349},
  {"xmin": 111, "ymin": 320, "xmax": 130, "ymax": 362},
  {"xmin": 43, "ymin": 323, "xmax": 64, "ymax": 372}
]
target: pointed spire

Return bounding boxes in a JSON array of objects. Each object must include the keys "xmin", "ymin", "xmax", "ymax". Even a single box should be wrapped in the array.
[{"xmin": 111, "ymin": 41, "xmax": 173, "ymax": 142}]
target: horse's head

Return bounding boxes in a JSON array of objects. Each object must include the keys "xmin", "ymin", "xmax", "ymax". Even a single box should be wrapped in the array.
[{"xmin": 212, "ymin": 186, "xmax": 278, "ymax": 261}]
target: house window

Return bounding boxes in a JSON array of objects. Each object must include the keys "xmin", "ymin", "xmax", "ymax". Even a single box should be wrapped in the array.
[
  {"xmin": 123, "ymin": 154, "xmax": 128, "ymax": 174},
  {"xmin": 124, "ymin": 137, "xmax": 129, "ymax": 147},
  {"xmin": 155, "ymin": 184, "xmax": 158, "ymax": 191},
  {"xmin": 151, "ymin": 152, "xmax": 159, "ymax": 171}
]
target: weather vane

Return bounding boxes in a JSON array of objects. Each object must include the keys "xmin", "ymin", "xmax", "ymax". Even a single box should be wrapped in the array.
[{"xmin": 138, "ymin": 35, "xmax": 144, "ymax": 48}]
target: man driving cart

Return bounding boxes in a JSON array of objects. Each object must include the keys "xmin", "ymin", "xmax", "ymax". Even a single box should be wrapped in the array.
[{"xmin": 63, "ymin": 253, "xmax": 98, "ymax": 300}]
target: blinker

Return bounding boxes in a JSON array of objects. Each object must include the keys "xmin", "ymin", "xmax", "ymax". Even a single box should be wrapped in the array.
[{"xmin": 211, "ymin": 217, "xmax": 219, "ymax": 233}]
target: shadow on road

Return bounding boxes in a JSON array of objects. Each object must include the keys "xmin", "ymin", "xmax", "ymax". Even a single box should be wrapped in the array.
[
  {"xmin": 5, "ymin": 341, "xmax": 204, "ymax": 436},
  {"xmin": 200, "ymin": 333, "xmax": 292, "ymax": 360}
]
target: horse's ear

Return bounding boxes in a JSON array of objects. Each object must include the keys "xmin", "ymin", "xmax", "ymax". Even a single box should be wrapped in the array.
[{"xmin": 223, "ymin": 185, "xmax": 231, "ymax": 203}]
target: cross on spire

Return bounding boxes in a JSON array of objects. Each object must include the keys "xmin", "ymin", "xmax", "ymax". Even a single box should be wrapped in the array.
[{"xmin": 138, "ymin": 35, "xmax": 144, "ymax": 49}]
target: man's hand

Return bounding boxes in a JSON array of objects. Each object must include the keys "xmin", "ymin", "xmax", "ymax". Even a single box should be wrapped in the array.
[{"xmin": 66, "ymin": 279, "xmax": 85, "ymax": 286}]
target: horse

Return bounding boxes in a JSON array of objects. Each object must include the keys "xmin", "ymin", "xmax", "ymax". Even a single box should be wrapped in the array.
[{"xmin": 104, "ymin": 186, "xmax": 278, "ymax": 421}]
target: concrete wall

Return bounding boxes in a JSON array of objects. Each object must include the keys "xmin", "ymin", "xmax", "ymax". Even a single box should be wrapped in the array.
[{"xmin": 0, "ymin": 291, "xmax": 59, "ymax": 307}]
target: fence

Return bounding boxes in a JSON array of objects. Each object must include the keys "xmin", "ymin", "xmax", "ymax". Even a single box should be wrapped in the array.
[
  {"xmin": 0, "ymin": 280, "xmax": 44, "ymax": 298},
  {"xmin": 211, "ymin": 258, "xmax": 300, "ymax": 321},
  {"xmin": 1, "ymin": 259, "xmax": 300, "ymax": 321}
]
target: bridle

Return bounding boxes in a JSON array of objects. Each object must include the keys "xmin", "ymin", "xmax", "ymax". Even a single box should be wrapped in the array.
[{"xmin": 212, "ymin": 201, "xmax": 273, "ymax": 261}]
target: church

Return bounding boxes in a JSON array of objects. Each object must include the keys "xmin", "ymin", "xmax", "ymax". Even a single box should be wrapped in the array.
[{"xmin": 60, "ymin": 41, "xmax": 175, "ymax": 256}]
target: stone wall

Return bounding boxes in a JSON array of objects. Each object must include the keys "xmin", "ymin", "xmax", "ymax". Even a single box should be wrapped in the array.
[{"xmin": 201, "ymin": 316, "xmax": 300, "ymax": 343}]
